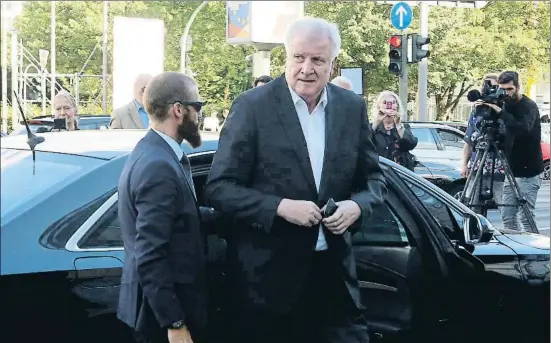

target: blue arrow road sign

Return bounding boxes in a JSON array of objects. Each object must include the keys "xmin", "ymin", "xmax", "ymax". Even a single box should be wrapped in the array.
[{"xmin": 390, "ymin": 2, "xmax": 413, "ymax": 31}]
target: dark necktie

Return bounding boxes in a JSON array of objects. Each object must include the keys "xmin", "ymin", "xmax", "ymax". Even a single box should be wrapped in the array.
[{"xmin": 180, "ymin": 154, "xmax": 197, "ymax": 199}]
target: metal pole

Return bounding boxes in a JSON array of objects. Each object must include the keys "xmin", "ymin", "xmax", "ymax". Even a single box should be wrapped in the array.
[
  {"xmin": 1, "ymin": 2, "xmax": 9, "ymax": 133},
  {"xmin": 399, "ymin": 66, "xmax": 408, "ymax": 122},
  {"xmin": 417, "ymin": 2, "xmax": 429, "ymax": 121},
  {"xmin": 42, "ymin": 71, "xmax": 47, "ymax": 116},
  {"xmin": 50, "ymin": 1, "xmax": 56, "ymax": 115},
  {"xmin": 181, "ymin": 1, "xmax": 208, "ymax": 74},
  {"xmin": 399, "ymin": 34, "xmax": 408, "ymax": 122},
  {"xmin": 102, "ymin": 1, "xmax": 109, "ymax": 113},
  {"xmin": 11, "ymin": 30, "xmax": 19, "ymax": 131}
]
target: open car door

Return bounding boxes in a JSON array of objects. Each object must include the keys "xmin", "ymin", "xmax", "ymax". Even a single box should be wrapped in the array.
[{"xmin": 353, "ymin": 164, "xmax": 486, "ymax": 343}]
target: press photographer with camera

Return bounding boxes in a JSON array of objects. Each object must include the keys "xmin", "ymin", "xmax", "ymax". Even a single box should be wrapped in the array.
[
  {"xmin": 460, "ymin": 74, "xmax": 504, "ymax": 213},
  {"xmin": 473, "ymin": 71, "xmax": 543, "ymax": 231}
]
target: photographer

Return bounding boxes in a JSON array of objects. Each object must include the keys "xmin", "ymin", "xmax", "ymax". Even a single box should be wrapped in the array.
[
  {"xmin": 475, "ymin": 71, "xmax": 543, "ymax": 231},
  {"xmin": 371, "ymin": 91, "xmax": 418, "ymax": 171},
  {"xmin": 461, "ymin": 74, "xmax": 504, "ymax": 213}
]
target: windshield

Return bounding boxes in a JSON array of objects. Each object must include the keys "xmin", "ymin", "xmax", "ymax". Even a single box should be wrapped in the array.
[{"xmin": 0, "ymin": 149, "xmax": 104, "ymax": 223}]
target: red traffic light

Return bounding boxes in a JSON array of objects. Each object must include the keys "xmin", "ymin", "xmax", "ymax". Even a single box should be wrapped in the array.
[{"xmin": 389, "ymin": 35, "xmax": 402, "ymax": 48}]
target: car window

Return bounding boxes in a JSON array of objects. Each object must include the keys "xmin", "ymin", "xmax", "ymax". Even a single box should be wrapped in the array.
[
  {"xmin": 436, "ymin": 128, "xmax": 464, "ymax": 149},
  {"xmin": 410, "ymin": 128, "xmax": 436, "ymax": 147},
  {"xmin": 402, "ymin": 179, "xmax": 463, "ymax": 241},
  {"xmin": 79, "ymin": 202, "xmax": 121, "ymax": 249},
  {"xmin": 352, "ymin": 200, "xmax": 409, "ymax": 246}
]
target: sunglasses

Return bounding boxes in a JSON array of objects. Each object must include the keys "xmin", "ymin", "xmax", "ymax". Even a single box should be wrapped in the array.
[{"xmin": 175, "ymin": 101, "xmax": 203, "ymax": 113}]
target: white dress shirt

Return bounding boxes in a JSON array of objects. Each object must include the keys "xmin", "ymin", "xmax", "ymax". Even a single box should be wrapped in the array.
[
  {"xmin": 288, "ymin": 86, "xmax": 328, "ymax": 251},
  {"xmin": 152, "ymin": 129, "xmax": 183, "ymax": 161}
]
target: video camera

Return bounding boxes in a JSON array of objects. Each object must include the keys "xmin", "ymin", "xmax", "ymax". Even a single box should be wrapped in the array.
[{"xmin": 467, "ymin": 80, "xmax": 507, "ymax": 120}]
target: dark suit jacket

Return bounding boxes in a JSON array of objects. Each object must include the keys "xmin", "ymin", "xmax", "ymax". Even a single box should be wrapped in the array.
[
  {"xmin": 204, "ymin": 75, "xmax": 387, "ymax": 314},
  {"xmin": 117, "ymin": 130, "xmax": 207, "ymax": 336}
]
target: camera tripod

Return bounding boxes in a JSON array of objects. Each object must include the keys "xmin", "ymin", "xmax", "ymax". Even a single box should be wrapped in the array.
[{"xmin": 459, "ymin": 137, "xmax": 539, "ymax": 234}]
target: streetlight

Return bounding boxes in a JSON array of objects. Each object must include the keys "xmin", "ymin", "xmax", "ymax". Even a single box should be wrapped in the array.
[{"xmin": 180, "ymin": 1, "xmax": 209, "ymax": 75}]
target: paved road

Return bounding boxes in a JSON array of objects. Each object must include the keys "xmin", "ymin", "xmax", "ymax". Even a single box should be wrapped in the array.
[{"xmin": 486, "ymin": 180, "xmax": 550, "ymax": 236}]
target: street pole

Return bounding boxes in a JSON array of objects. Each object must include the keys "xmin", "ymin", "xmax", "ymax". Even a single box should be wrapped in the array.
[
  {"xmin": 399, "ymin": 33, "xmax": 408, "ymax": 123},
  {"xmin": 102, "ymin": 1, "xmax": 109, "ymax": 113},
  {"xmin": 399, "ymin": 63, "xmax": 408, "ymax": 123},
  {"xmin": 50, "ymin": 1, "xmax": 56, "ymax": 115},
  {"xmin": 181, "ymin": 1, "xmax": 208, "ymax": 74},
  {"xmin": 1, "ymin": 2, "xmax": 9, "ymax": 133},
  {"xmin": 417, "ymin": 2, "xmax": 429, "ymax": 121},
  {"xmin": 11, "ymin": 29, "xmax": 19, "ymax": 130}
]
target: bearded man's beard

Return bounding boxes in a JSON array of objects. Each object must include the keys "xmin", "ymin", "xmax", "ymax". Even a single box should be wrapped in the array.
[{"xmin": 178, "ymin": 118, "xmax": 202, "ymax": 148}]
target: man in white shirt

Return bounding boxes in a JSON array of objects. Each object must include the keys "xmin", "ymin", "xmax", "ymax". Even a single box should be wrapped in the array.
[{"xmin": 205, "ymin": 17, "xmax": 386, "ymax": 343}]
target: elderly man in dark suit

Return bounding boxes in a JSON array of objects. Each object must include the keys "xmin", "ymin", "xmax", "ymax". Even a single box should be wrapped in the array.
[
  {"xmin": 117, "ymin": 72, "xmax": 207, "ymax": 343},
  {"xmin": 205, "ymin": 17, "xmax": 386, "ymax": 343}
]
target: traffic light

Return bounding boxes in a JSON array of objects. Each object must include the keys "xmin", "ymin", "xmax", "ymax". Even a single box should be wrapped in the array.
[
  {"xmin": 388, "ymin": 34, "xmax": 406, "ymax": 76},
  {"xmin": 411, "ymin": 34, "xmax": 430, "ymax": 63}
]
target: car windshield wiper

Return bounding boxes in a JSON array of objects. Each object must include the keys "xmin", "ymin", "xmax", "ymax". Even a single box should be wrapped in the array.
[{"xmin": 13, "ymin": 91, "xmax": 45, "ymax": 174}]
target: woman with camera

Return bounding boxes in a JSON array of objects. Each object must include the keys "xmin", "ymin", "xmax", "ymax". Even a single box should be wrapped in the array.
[
  {"xmin": 370, "ymin": 90, "xmax": 418, "ymax": 171},
  {"xmin": 53, "ymin": 90, "xmax": 79, "ymax": 131}
]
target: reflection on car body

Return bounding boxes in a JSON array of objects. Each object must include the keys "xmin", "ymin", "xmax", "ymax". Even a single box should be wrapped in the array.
[{"xmin": 0, "ymin": 130, "xmax": 549, "ymax": 343}]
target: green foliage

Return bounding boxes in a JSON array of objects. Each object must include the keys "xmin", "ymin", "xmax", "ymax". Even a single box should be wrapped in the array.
[{"xmin": 12, "ymin": 1, "xmax": 550, "ymax": 120}]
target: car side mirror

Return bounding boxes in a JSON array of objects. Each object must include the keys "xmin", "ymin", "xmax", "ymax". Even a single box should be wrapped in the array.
[
  {"xmin": 463, "ymin": 213, "xmax": 493, "ymax": 243},
  {"xmin": 36, "ymin": 127, "xmax": 50, "ymax": 133}
]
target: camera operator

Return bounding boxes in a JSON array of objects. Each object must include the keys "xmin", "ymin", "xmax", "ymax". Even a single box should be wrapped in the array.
[
  {"xmin": 461, "ymin": 74, "xmax": 504, "ymax": 213},
  {"xmin": 474, "ymin": 71, "xmax": 543, "ymax": 231}
]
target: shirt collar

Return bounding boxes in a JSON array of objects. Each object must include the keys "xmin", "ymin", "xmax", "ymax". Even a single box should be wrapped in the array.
[
  {"xmin": 288, "ymin": 85, "xmax": 328, "ymax": 110},
  {"xmin": 152, "ymin": 129, "xmax": 184, "ymax": 161}
]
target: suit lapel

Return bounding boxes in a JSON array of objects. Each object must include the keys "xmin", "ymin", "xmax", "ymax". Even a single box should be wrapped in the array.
[
  {"xmin": 147, "ymin": 130, "xmax": 198, "ymax": 205},
  {"xmin": 319, "ymin": 86, "xmax": 341, "ymax": 201},
  {"xmin": 129, "ymin": 102, "xmax": 144, "ymax": 129},
  {"xmin": 274, "ymin": 76, "xmax": 317, "ymax": 196}
]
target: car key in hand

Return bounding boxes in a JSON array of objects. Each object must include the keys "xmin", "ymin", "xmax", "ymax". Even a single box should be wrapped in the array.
[{"xmin": 324, "ymin": 198, "xmax": 338, "ymax": 218}]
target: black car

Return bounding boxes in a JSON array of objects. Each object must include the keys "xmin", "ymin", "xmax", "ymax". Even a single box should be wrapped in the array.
[{"xmin": 1, "ymin": 130, "xmax": 549, "ymax": 343}]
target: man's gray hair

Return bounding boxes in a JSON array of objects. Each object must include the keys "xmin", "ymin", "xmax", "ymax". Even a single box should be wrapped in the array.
[
  {"xmin": 284, "ymin": 17, "xmax": 341, "ymax": 60},
  {"xmin": 331, "ymin": 76, "xmax": 353, "ymax": 90},
  {"xmin": 143, "ymin": 72, "xmax": 197, "ymax": 122}
]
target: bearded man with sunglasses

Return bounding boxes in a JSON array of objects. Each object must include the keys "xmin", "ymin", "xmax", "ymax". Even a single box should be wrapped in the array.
[
  {"xmin": 117, "ymin": 72, "xmax": 207, "ymax": 343},
  {"xmin": 475, "ymin": 71, "xmax": 543, "ymax": 231}
]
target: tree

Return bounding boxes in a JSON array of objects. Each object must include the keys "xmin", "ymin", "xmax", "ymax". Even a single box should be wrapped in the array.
[
  {"xmin": 420, "ymin": 1, "xmax": 550, "ymax": 119},
  {"xmin": 13, "ymin": 1, "xmax": 550, "ymax": 120}
]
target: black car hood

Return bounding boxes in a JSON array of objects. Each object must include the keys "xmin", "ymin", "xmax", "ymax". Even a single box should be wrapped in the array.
[{"xmin": 494, "ymin": 229, "xmax": 550, "ymax": 252}]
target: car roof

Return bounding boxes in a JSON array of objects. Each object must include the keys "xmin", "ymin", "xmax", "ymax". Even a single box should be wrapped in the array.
[
  {"xmin": 407, "ymin": 122, "xmax": 465, "ymax": 134},
  {"xmin": 0, "ymin": 130, "xmax": 220, "ymax": 160}
]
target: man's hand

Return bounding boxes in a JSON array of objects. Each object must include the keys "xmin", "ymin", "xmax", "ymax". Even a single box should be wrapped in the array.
[
  {"xmin": 322, "ymin": 200, "xmax": 361, "ymax": 235},
  {"xmin": 276, "ymin": 199, "xmax": 322, "ymax": 227},
  {"xmin": 168, "ymin": 326, "xmax": 194, "ymax": 343},
  {"xmin": 474, "ymin": 100, "xmax": 502, "ymax": 113},
  {"xmin": 460, "ymin": 165, "xmax": 469, "ymax": 178}
]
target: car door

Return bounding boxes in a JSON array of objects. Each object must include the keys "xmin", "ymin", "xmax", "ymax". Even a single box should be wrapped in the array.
[
  {"xmin": 65, "ymin": 152, "xmax": 222, "ymax": 317},
  {"xmin": 435, "ymin": 127, "xmax": 465, "ymax": 152},
  {"xmin": 355, "ymin": 164, "xmax": 487, "ymax": 342},
  {"xmin": 396, "ymin": 169, "xmax": 525, "ymax": 335}
]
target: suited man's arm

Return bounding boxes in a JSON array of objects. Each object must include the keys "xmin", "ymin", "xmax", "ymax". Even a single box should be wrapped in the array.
[
  {"xmin": 109, "ymin": 110, "xmax": 123, "ymax": 129},
  {"xmin": 204, "ymin": 98, "xmax": 283, "ymax": 233},
  {"xmin": 350, "ymin": 100, "xmax": 388, "ymax": 226},
  {"xmin": 134, "ymin": 161, "xmax": 185, "ymax": 328}
]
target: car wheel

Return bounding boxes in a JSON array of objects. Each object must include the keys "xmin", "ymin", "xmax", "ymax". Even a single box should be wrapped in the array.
[{"xmin": 543, "ymin": 160, "xmax": 550, "ymax": 181}]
